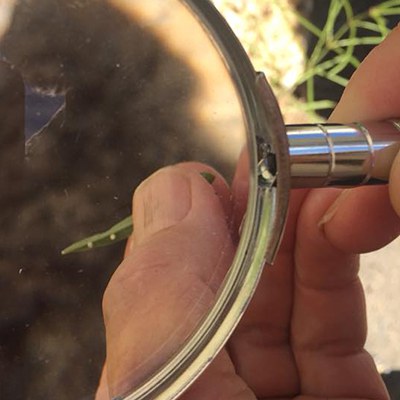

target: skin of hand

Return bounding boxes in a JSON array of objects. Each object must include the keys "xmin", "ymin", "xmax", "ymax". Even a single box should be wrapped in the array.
[{"xmin": 96, "ymin": 25, "xmax": 400, "ymax": 400}]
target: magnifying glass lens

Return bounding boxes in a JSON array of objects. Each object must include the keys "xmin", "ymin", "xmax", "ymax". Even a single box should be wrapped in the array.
[{"xmin": 0, "ymin": 0, "xmax": 249, "ymax": 398}]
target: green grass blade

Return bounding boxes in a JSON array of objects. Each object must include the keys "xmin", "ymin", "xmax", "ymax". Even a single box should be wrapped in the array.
[
  {"xmin": 376, "ymin": 0, "xmax": 400, "ymax": 8},
  {"xmin": 334, "ymin": 36, "xmax": 385, "ymax": 47},
  {"xmin": 297, "ymin": 53, "xmax": 351, "ymax": 86},
  {"xmin": 295, "ymin": 10, "xmax": 323, "ymax": 38},
  {"xmin": 353, "ymin": 20, "xmax": 387, "ymax": 34},
  {"xmin": 306, "ymin": 76, "xmax": 315, "ymax": 104},
  {"xmin": 368, "ymin": 9, "xmax": 390, "ymax": 36},
  {"xmin": 307, "ymin": 0, "xmax": 341, "ymax": 68},
  {"xmin": 200, "ymin": 171, "xmax": 216, "ymax": 184},
  {"xmin": 325, "ymin": 0, "xmax": 343, "ymax": 40},
  {"xmin": 61, "ymin": 172, "xmax": 215, "ymax": 255},
  {"xmin": 328, "ymin": 0, "xmax": 356, "ymax": 76},
  {"xmin": 374, "ymin": 7, "xmax": 400, "ymax": 16},
  {"xmin": 324, "ymin": 73, "xmax": 349, "ymax": 87},
  {"xmin": 61, "ymin": 216, "xmax": 133, "ymax": 255},
  {"xmin": 301, "ymin": 100, "xmax": 337, "ymax": 112},
  {"xmin": 294, "ymin": 0, "xmax": 398, "ymax": 117}
]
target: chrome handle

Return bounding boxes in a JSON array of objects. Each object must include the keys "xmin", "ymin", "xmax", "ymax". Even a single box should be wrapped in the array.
[{"xmin": 287, "ymin": 120, "xmax": 400, "ymax": 188}]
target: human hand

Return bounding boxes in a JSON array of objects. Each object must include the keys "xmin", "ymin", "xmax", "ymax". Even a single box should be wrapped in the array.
[{"xmin": 96, "ymin": 25, "xmax": 400, "ymax": 400}]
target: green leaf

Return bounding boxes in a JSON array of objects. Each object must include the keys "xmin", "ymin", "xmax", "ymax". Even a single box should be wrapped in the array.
[
  {"xmin": 301, "ymin": 100, "xmax": 337, "ymax": 112},
  {"xmin": 61, "ymin": 171, "xmax": 216, "ymax": 255},
  {"xmin": 61, "ymin": 216, "xmax": 133, "ymax": 255},
  {"xmin": 334, "ymin": 36, "xmax": 385, "ymax": 47},
  {"xmin": 200, "ymin": 171, "xmax": 216, "ymax": 184},
  {"xmin": 293, "ymin": 0, "xmax": 399, "ymax": 118}
]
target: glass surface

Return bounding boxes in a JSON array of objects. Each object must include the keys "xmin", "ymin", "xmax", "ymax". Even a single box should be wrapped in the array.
[{"xmin": 0, "ymin": 0, "xmax": 247, "ymax": 398}]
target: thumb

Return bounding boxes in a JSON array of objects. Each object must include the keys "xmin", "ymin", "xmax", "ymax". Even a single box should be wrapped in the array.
[
  {"xmin": 389, "ymin": 150, "xmax": 400, "ymax": 217},
  {"xmin": 101, "ymin": 164, "xmax": 237, "ymax": 398}
]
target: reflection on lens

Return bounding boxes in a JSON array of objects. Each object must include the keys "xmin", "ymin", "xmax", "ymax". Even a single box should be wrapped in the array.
[{"xmin": 0, "ymin": 0, "xmax": 246, "ymax": 398}]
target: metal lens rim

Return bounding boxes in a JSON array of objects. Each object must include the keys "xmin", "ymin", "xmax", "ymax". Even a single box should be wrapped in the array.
[{"xmin": 123, "ymin": 1, "xmax": 286, "ymax": 399}]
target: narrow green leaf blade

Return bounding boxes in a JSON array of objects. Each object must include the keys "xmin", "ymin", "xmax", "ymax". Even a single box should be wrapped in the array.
[
  {"xmin": 61, "ymin": 216, "xmax": 133, "ymax": 255},
  {"xmin": 61, "ymin": 171, "xmax": 213, "ymax": 255},
  {"xmin": 200, "ymin": 171, "xmax": 216, "ymax": 184}
]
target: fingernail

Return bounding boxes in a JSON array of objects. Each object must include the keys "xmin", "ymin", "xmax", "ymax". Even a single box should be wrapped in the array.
[
  {"xmin": 132, "ymin": 167, "xmax": 192, "ymax": 244},
  {"xmin": 318, "ymin": 189, "xmax": 351, "ymax": 228}
]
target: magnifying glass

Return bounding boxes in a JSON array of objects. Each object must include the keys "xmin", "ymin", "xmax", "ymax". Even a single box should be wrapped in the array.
[{"xmin": 0, "ymin": 0, "xmax": 398, "ymax": 399}]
